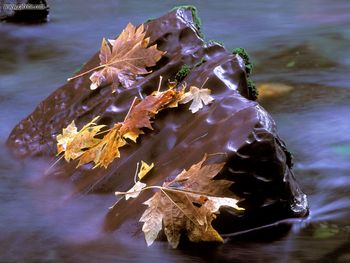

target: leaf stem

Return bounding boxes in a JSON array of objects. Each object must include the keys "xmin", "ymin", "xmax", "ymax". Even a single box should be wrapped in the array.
[
  {"xmin": 67, "ymin": 55, "xmax": 153, "ymax": 82},
  {"xmin": 124, "ymin": 96, "xmax": 138, "ymax": 122},
  {"xmin": 134, "ymin": 162, "xmax": 140, "ymax": 184},
  {"xmin": 200, "ymin": 77, "xmax": 209, "ymax": 89},
  {"xmin": 67, "ymin": 64, "xmax": 105, "ymax": 81},
  {"xmin": 44, "ymin": 154, "xmax": 64, "ymax": 175},
  {"xmin": 115, "ymin": 184, "xmax": 234, "ymax": 200},
  {"xmin": 95, "ymin": 127, "xmax": 113, "ymax": 136},
  {"xmin": 157, "ymin": 75, "xmax": 163, "ymax": 92}
]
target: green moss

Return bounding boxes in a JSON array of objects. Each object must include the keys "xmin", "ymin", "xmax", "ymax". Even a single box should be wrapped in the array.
[
  {"xmin": 232, "ymin": 47, "xmax": 253, "ymax": 76},
  {"xmin": 194, "ymin": 57, "xmax": 207, "ymax": 68},
  {"xmin": 171, "ymin": 5, "xmax": 203, "ymax": 38},
  {"xmin": 247, "ymin": 79, "xmax": 258, "ymax": 101},
  {"xmin": 207, "ymin": 40, "xmax": 224, "ymax": 47},
  {"xmin": 232, "ymin": 48, "xmax": 257, "ymax": 101},
  {"xmin": 145, "ymin": 18, "xmax": 154, "ymax": 23},
  {"xmin": 175, "ymin": 64, "xmax": 191, "ymax": 82}
]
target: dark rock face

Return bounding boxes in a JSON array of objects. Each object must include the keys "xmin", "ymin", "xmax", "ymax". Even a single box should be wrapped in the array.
[
  {"xmin": 0, "ymin": 0, "xmax": 49, "ymax": 24},
  {"xmin": 7, "ymin": 7, "xmax": 308, "ymax": 235}
]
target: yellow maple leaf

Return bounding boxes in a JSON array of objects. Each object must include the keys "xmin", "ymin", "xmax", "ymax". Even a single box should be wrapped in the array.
[
  {"xmin": 56, "ymin": 116, "xmax": 105, "ymax": 161},
  {"xmin": 78, "ymin": 124, "xmax": 126, "ymax": 168},
  {"xmin": 138, "ymin": 161, "xmax": 154, "ymax": 180}
]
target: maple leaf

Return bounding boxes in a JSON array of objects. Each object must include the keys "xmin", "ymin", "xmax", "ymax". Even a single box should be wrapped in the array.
[
  {"xmin": 140, "ymin": 155, "xmax": 244, "ymax": 248},
  {"xmin": 124, "ymin": 181, "xmax": 147, "ymax": 200},
  {"xmin": 120, "ymin": 89, "xmax": 184, "ymax": 142},
  {"xmin": 139, "ymin": 193, "xmax": 164, "ymax": 246},
  {"xmin": 68, "ymin": 23, "xmax": 165, "ymax": 92},
  {"xmin": 180, "ymin": 86, "xmax": 214, "ymax": 113},
  {"xmin": 56, "ymin": 117, "xmax": 106, "ymax": 161},
  {"xmin": 77, "ymin": 124, "xmax": 126, "ymax": 168},
  {"xmin": 56, "ymin": 120, "xmax": 78, "ymax": 156},
  {"xmin": 138, "ymin": 161, "xmax": 154, "ymax": 180}
]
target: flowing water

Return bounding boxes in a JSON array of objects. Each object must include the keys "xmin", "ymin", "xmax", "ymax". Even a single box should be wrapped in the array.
[{"xmin": 1, "ymin": 1, "xmax": 350, "ymax": 262}]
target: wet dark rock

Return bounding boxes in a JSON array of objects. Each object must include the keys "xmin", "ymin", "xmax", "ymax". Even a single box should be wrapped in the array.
[
  {"xmin": 1, "ymin": 0, "xmax": 49, "ymax": 24},
  {"xmin": 7, "ymin": 7, "xmax": 308, "ymax": 237}
]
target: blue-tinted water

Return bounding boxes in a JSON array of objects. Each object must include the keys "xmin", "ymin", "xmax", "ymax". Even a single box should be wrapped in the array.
[{"xmin": 1, "ymin": 1, "xmax": 350, "ymax": 262}]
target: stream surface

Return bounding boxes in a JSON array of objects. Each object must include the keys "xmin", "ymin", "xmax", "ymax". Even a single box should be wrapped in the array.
[{"xmin": 1, "ymin": 1, "xmax": 350, "ymax": 262}]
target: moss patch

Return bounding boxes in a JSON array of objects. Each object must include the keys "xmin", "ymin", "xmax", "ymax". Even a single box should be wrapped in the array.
[
  {"xmin": 194, "ymin": 57, "xmax": 207, "ymax": 68},
  {"xmin": 175, "ymin": 57, "xmax": 207, "ymax": 82},
  {"xmin": 171, "ymin": 5, "xmax": 203, "ymax": 38},
  {"xmin": 247, "ymin": 79, "xmax": 258, "ymax": 101},
  {"xmin": 175, "ymin": 64, "xmax": 191, "ymax": 82},
  {"xmin": 232, "ymin": 47, "xmax": 257, "ymax": 100},
  {"xmin": 232, "ymin": 47, "xmax": 252, "ymax": 76},
  {"xmin": 207, "ymin": 40, "xmax": 224, "ymax": 47}
]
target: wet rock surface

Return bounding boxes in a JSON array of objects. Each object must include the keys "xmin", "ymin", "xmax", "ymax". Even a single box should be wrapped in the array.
[{"xmin": 7, "ymin": 7, "xmax": 308, "ymax": 235}]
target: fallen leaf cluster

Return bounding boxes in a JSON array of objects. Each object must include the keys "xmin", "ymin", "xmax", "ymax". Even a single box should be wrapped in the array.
[
  {"xmin": 56, "ymin": 21, "xmax": 233, "ymax": 248},
  {"xmin": 57, "ymin": 87, "xmax": 185, "ymax": 168},
  {"xmin": 115, "ymin": 154, "xmax": 243, "ymax": 248}
]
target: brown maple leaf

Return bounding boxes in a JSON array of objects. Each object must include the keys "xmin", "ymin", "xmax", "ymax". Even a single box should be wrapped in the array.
[
  {"xmin": 68, "ymin": 23, "xmax": 165, "ymax": 92},
  {"xmin": 140, "ymin": 154, "xmax": 244, "ymax": 248},
  {"xmin": 120, "ymin": 89, "xmax": 184, "ymax": 142}
]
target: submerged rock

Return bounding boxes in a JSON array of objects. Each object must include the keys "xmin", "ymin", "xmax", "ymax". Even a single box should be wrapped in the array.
[
  {"xmin": 7, "ymin": 7, "xmax": 308, "ymax": 238},
  {"xmin": 1, "ymin": 0, "xmax": 49, "ymax": 24},
  {"xmin": 257, "ymin": 82, "xmax": 294, "ymax": 101}
]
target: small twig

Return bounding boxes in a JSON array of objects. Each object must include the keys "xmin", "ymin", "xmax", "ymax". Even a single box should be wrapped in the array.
[{"xmin": 221, "ymin": 218, "xmax": 307, "ymax": 238}]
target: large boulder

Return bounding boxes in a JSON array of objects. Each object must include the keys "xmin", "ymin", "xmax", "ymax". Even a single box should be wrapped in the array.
[{"xmin": 7, "ymin": 7, "xmax": 308, "ymax": 236}]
